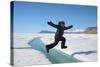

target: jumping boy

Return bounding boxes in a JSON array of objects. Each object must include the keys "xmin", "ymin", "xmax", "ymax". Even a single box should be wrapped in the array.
[{"xmin": 46, "ymin": 21, "xmax": 73, "ymax": 53}]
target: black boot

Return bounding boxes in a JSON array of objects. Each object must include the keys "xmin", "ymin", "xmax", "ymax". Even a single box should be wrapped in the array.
[
  {"xmin": 46, "ymin": 45, "xmax": 49, "ymax": 53},
  {"xmin": 61, "ymin": 46, "xmax": 67, "ymax": 49}
]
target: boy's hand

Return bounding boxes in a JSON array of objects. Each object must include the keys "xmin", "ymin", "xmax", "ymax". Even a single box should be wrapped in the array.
[
  {"xmin": 70, "ymin": 25, "xmax": 73, "ymax": 28},
  {"xmin": 47, "ymin": 21, "xmax": 52, "ymax": 25}
]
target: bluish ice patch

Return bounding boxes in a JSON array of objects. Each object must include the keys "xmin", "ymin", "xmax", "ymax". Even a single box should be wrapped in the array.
[
  {"xmin": 28, "ymin": 37, "xmax": 81, "ymax": 64},
  {"xmin": 28, "ymin": 37, "xmax": 47, "ymax": 53}
]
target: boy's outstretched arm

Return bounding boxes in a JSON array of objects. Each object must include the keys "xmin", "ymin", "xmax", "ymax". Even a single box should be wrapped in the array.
[
  {"xmin": 64, "ymin": 25, "xmax": 73, "ymax": 30},
  {"xmin": 47, "ymin": 21, "xmax": 59, "ymax": 29}
]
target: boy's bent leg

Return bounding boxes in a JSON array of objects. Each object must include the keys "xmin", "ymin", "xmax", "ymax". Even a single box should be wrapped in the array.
[
  {"xmin": 46, "ymin": 39, "xmax": 59, "ymax": 53},
  {"xmin": 61, "ymin": 37, "xmax": 67, "ymax": 49}
]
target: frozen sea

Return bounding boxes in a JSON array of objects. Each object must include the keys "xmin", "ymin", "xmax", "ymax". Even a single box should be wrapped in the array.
[{"xmin": 13, "ymin": 33, "xmax": 97, "ymax": 66}]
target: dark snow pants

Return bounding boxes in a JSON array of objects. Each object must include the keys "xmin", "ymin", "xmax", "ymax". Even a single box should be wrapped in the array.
[{"xmin": 47, "ymin": 37, "xmax": 66, "ymax": 50}]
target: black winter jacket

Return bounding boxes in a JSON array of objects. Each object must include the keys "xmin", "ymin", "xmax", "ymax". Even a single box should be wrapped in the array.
[{"xmin": 48, "ymin": 22, "xmax": 73, "ymax": 38}]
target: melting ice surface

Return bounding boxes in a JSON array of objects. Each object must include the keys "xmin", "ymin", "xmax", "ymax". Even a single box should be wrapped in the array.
[
  {"xmin": 13, "ymin": 33, "xmax": 97, "ymax": 66},
  {"xmin": 28, "ymin": 37, "xmax": 81, "ymax": 63}
]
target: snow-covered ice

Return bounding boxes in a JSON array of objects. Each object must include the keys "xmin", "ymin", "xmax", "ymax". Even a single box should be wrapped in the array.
[
  {"xmin": 13, "ymin": 33, "xmax": 52, "ymax": 66},
  {"xmin": 41, "ymin": 34, "xmax": 97, "ymax": 62},
  {"xmin": 13, "ymin": 33, "xmax": 97, "ymax": 66}
]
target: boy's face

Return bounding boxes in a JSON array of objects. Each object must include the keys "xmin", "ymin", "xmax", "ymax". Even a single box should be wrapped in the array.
[{"xmin": 60, "ymin": 23, "xmax": 65, "ymax": 27}]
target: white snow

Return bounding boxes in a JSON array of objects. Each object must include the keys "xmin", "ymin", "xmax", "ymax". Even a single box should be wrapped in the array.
[
  {"xmin": 13, "ymin": 33, "xmax": 97, "ymax": 66},
  {"xmin": 41, "ymin": 34, "xmax": 97, "ymax": 62},
  {"xmin": 14, "ymin": 49, "xmax": 51, "ymax": 66},
  {"xmin": 13, "ymin": 33, "xmax": 52, "ymax": 66}
]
